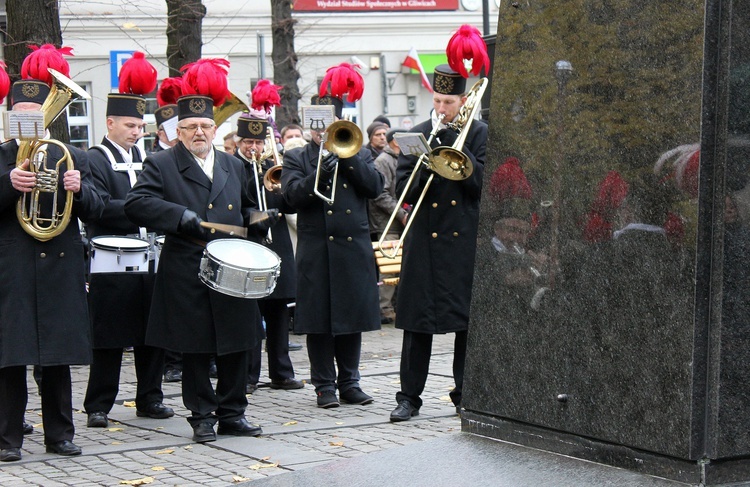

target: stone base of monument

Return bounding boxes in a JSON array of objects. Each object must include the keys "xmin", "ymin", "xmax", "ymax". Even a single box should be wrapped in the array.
[{"xmin": 249, "ymin": 430, "xmax": 690, "ymax": 487}]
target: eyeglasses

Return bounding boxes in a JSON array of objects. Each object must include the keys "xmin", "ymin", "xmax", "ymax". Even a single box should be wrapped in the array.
[{"xmin": 178, "ymin": 123, "xmax": 216, "ymax": 133}]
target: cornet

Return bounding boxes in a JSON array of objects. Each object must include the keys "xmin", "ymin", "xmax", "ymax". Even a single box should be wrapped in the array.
[
  {"xmin": 313, "ymin": 118, "xmax": 363, "ymax": 205},
  {"xmin": 16, "ymin": 69, "xmax": 91, "ymax": 242}
]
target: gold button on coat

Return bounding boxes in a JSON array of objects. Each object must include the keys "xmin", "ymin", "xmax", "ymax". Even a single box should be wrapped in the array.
[
  {"xmin": 343, "ymin": 183, "xmax": 348, "ymax": 189},
  {"xmin": 40, "ymin": 253, "xmax": 47, "ymax": 258},
  {"xmin": 347, "ymin": 237, "xmax": 353, "ymax": 242},
  {"xmin": 208, "ymin": 203, "xmax": 213, "ymax": 209},
  {"xmin": 431, "ymin": 232, "xmax": 438, "ymax": 238},
  {"xmin": 329, "ymin": 236, "xmax": 334, "ymax": 241},
  {"xmin": 451, "ymin": 200, "xmax": 457, "ymax": 206},
  {"xmin": 227, "ymin": 204, "xmax": 233, "ymax": 210},
  {"xmin": 346, "ymin": 209, "xmax": 351, "ymax": 214},
  {"xmin": 453, "ymin": 232, "xmax": 459, "ymax": 237},
  {"xmin": 327, "ymin": 210, "xmax": 333, "ymax": 215},
  {"xmin": 59, "ymin": 252, "xmax": 65, "ymax": 257},
  {"xmin": 432, "ymin": 203, "xmax": 438, "ymax": 208}
]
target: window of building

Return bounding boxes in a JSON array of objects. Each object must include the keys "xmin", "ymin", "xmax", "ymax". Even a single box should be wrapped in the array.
[{"xmin": 66, "ymin": 83, "xmax": 92, "ymax": 150}]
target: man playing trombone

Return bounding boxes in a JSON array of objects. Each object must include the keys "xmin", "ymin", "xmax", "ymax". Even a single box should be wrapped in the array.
[
  {"xmin": 389, "ymin": 64, "xmax": 488, "ymax": 422},
  {"xmin": 234, "ymin": 115, "xmax": 303, "ymax": 394},
  {"xmin": 281, "ymin": 63, "xmax": 384, "ymax": 409}
]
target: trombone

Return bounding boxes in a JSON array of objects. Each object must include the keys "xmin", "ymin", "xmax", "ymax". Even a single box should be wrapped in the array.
[
  {"xmin": 313, "ymin": 118, "xmax": 362, "ymax": 205},
  {"xmin": 248, "ymin": 145, "xmax": 272, "ymax": 244},
  {"xmin": 377, "ymin": 78, "xmax": 488, "ymax": 259},
  {"xmin": 261, "ymin": 126, "xmax": 283, "ymax": 194}
]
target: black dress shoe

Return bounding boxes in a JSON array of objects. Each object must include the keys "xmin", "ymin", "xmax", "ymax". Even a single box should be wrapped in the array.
[
  {"xmin": 340, "ymin": 387, "xmax": 374, "ymax": 405},
  {"xmin": 246, "ymin": 383, "xmax": 258, "ymax": 395},
  {"xmin": 269, "ymin": 378, "xmax": 304, "ymax": 390},
  {"xmin": 136, "ymin": 402, "xmax": 175, "ymax": 419},
  {"xmin": 217, "ymin": 418, "xmax": 262, "ymax": 437},
  {"xmin": 192, "ymin": 421, "xmax": 216, "ymax": 443},
  {"xmin": 288, "ymin": 341, "xmax": 303, "ymax": 351},
  {"xmin": 87, "ymin": 411, "xmax": 108, "ymax": 428},
  {"xmin": 0, "ymin": 448, "xmax": 21, "ymax": 462},
  {"xmin": 163, "ymin": 368, "xmax": 182, "ymax": 383},
  {"xmin": 390, "ymin": 400, "xmax": 419, "ymax": 422},
  {"xmin": 46, "ymin": 440, "xmax": 82, "ymax": 456},
  {"xmin": 23, "ymin": 422, "xmax": 33, "ymax": 435}
]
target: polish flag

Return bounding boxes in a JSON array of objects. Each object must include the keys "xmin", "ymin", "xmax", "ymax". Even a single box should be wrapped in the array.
[{"xmin": 402, "ymin": 47, "xmax": 433, "ymax": 93}]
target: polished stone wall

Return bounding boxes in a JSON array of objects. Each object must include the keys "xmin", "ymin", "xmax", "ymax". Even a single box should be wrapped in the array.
[{"xmin": 464, "ymin": 1, "xmax": 750, "ymax": 482}]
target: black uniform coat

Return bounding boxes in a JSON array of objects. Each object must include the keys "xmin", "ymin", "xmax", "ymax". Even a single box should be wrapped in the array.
[
  {"xmin": 86, "ymin": 138, "xmax": 154, "ymax": 348},
  {"xmin": 0, "ymin": 140, "xmax": 104, "ymax": 367},
  {"xmin": 239, "ymin": 155, "xmax": 296, "ymax": 300},
  {"xmin": 281, "ymin": 141, "xmax": 384, "ymax": 335},
  {"xmin": 124, "ymin": 142, "xmax": 264, "ymax": 355},
  {"xmin": 394, "ymin": 118, "xmax": 487, "ymax": 334}
]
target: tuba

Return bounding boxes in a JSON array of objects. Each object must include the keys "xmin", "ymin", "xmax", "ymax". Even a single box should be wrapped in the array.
[
  {"xmin": 213, "ymin": 91, "xmax": 249, "ymax": 127},
  {"xmin": 16, "ymin": 69, "xmax": 91, "ymax": 242},
  {"xmin": 313, "ymin": 118, "xmax": 363, "ymax": 204},
  {"xmin": 377, "ymin": 78, "xmax": 488, "ymax": 258}
]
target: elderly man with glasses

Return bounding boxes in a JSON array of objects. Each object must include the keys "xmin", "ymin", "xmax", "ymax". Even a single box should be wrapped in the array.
[{"xmin": 125, "ymin": 92, "xmax": 279, "ymax": 444}]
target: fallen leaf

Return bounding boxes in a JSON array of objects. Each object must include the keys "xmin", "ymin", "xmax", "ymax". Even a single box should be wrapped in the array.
[
  {"xmin": 390, "ymin": 380, "xmax": 401, "ymax": 384},
  {"xmin": 108, "ymin": 427, "xmax": 124, "ymax": 432},
  {"xmin": 439, "ymin": 396, "xmax": 452, "ymax": 402},
  {"xmin": 359, "ymin": 366, "xmax": 367, "ymax": 370},
  {"xmin": 261, "ymin": 457, "xmax": 270, "ymax": 461},
  {"xmin": 232, "ymin": 476, "xmax": 251, "ymax": 482},
  {"xmin": 119, "ymin": 477, "xmax": 154, "ymax": 486},
  {"xmin": 329, "ymin": 441, "xmax": 344, "ymax": 447},
  {"xmin": 184, "ymin": 446, "xmax": 193, "ymax": 450},
  {"xmin": 335, "ymin": 422, "xmax": 344, "ymax": 425},
  {"xmin": 123, "ymin": 401, "xmax": 136, "ymax": 408},
  {"xmin": 111, "ymin": 441, "xmax": 123, "ymax": 445},
  {"xmin": 372, "ymin": 389, "xmax": 380, "ymax": 392},
  {"xmin": 156, "ymin": 449, "xmax": 174, "ymax": 455},
  {"xmin": 249, "ymin": 462, "xmax": 279, "ymax": 470},
  {"xmin": 282, "ymin": 421, "xmax": 297, "ymax": 426},
  {"xmin": 372, "ymin": 354, "xmax": 379, "ymax": 358},
  {"xmin": 151, "ymin": 466, "xmax": 165, "ymax": 471},
  {"xmin": 155, "ymin": 427, "xmax": 164, "ymax": 430}
]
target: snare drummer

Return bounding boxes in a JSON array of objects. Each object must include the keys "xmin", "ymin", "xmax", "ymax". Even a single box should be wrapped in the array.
[
  {"xmin": 84, "ymin": 53, "xmax": 174, "ymax": 429},
  {"xmin": 124, "ymin": 77, "xmax": 281, "ymax": 444},
  {"xmin": 235, "ymin": 115, "xmax": 303, "ymax": 393}
]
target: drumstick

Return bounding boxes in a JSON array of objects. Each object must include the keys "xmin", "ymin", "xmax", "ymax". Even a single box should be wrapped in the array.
[{"xmin": 199, "ymin": 222, "xmax": 248, "ymax": 238}]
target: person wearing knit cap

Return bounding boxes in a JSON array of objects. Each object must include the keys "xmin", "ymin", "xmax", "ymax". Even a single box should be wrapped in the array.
[
  {"xmin": 0, "ymin": 56, "xmax": 105, "ymax": 460},
  {"xmin": 373, "ymin": 114, "xmax": 391, "ymax": 128},
  {"xmin": 368, "ymin": 128, "xmax": 407, "ymax": 325},
  {"xmin": 125, "ymin": 58, "xmax": 281, "ymax": 443},
  {"xmin": 282, "ymin": 63, "xmax": 384, "ymax": 409},
  {"xmin": 84, "ymin": 52, "xmax": 174, "ymax": 431},
  {"xmin": 233, "ymin": 115, "xmax": 303, "ymax": 394},
  {"xmin": 390, "ymin": 60, "xmax": 488, "ymax": 422},
  {"xmin": 365, "ymin": 121, "xmax": 388, "ymax": 160}
]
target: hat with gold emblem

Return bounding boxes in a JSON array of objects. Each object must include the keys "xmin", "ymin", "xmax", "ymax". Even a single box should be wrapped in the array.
[
  {"xmin": 237, "ymin": 114, "xmax": 268, "ymax": 140},
  {"xmin": 155, "ymin": 77, "xmax": 182, "ymax": 128},
  {"xmin": 106, "ymin": 51, "xmax": 157, "ymax": 119},
  {"xmin": 12, "ymin": 44, "xmax": 74, "ymax": 106},
  {"xmin": 178, "ymin": 58, "xmax": 231, "ymax": 120}
]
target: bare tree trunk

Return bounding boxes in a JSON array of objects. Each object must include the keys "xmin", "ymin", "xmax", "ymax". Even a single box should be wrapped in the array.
[
  {"xmin": 271, "ymin": 0, "xmax": 301, "ymax": 128},
  {"xmin": 5, "ymin": 0, "xmax": 69, "ymax": 141},
  {"xmin": 166, "ymin": 0, "xmax": 205, "ymax": 77}
]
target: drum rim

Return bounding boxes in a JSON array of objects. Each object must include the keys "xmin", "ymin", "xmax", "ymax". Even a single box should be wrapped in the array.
[
  {"xmin": 90, "ymin": 235, "xmax": 150, "ymax": 251},
  {"xmin": 204, "ymin": 238, "xmax": 281, "ymax": 268}
]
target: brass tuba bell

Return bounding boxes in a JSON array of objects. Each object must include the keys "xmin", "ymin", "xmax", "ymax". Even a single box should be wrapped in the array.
[
  {"xmin": 213, "ymin": 91, "xmax": 249, "ymax": 127},
  {"xmin": 16, "ymin": 69, "xmax": 91, "ymax": 242}
]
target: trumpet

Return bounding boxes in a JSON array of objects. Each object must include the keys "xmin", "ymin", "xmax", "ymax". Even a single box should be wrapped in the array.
[
  {"xmin": 377, "ymin": 78, "xmax": 488, "ymax": 259},
  {"xmin": 16, "ymin": 69, "xmax": 91, "ymax": 242},
  {"xmin": 313, "ymin": 118, "xmax": 363, "ymax": 205},
  {"xmin": 260, "ymin": 126, "xmax": 283, "ymax": 193}
]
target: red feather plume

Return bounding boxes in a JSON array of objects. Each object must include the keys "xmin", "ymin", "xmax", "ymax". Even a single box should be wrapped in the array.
[
  {"xmin": 591, "ymin": 171, "xmax": 629, "ymax": 215},
  {"xmin": 157, "ymin": 77, "xmax": 183, "ymax": 106},
  {"xmin": 118, "ymin": 51, "xmax": 157, "ymax": 95},
  {"xmin": 446, "ymin": 24, "xmax": 490, "ymax": 78},
  {"xmin": 180, "ymin": 58, "xmax": 230, "ymax": 107},
  {"xmin": 21, "ymin": 44, "xmax": 73, "ymax": 86},
  {"xmin": 319, "ymin": 63, "xmax": 364, "ymax": 103},
  {"xmin": 251, "ymin": 79, "xmax": 282, "ymax": 113},
  {"xmin": 489, "ymin": 157, "xmax": 532, "ymax": 202},
  {"xmin": 0, "ymin": 61, "xmax": 10, "ymax": 104}
]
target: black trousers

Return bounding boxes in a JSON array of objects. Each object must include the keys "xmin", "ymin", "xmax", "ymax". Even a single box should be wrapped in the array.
[
  {"xmin": 84, "ymin": 346, "xmax": 165, "ymax": 413},
  {"xmin": 0, "ymin": 365, "xmax": 74, "ymax": 449},
  {"xmin": 396, "ymin": 330, "xmax": 467, "ymax": 409},
  {"xmin": 248, "ymin": 299, "xmax": 295, "ymax": 384},
  {"xmin": 306, "ymin": 332, "xmax": 361, "ymax": 394},
  {"xmin": 181, "ymin": 351, "xmax": 248, "ymax": 427},
  {"xmin": 164, "ymin": 350, "xmax": 183, "ymax": 372}
]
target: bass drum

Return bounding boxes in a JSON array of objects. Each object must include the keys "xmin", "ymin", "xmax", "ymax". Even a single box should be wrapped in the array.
[
  {"xmin": 90, "ymin": 235, "xmax": 150, "ymax": 274},
  {"xmin": 199, "ymin": 239, "xmax": 280, "ymax": 299}
]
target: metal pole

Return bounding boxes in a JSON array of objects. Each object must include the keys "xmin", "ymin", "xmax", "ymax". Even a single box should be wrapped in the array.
[
  {"xmin": 257, "ymin": 33, "xmax": 266, "ymax": 79},
  {"xmin": 482, "ymin": 0, "xmax": 490, "ymax": 36}
]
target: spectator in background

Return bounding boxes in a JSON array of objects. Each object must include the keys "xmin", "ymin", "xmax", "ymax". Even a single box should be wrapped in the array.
[
  {"xmin": 365, "ymin": 121, "xmax": 388, "ymax": 160},
  {"xmin": 223, "ymin": 131, "xmax": 237, "ymax": 154}
]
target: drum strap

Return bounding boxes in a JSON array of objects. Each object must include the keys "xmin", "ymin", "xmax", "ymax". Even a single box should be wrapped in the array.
[{"xmin": 92, "ymin": 144, "xmax": 147, "ymax": 239}]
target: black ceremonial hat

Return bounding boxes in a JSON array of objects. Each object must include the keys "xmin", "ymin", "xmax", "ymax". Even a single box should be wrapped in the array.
[
  {"xmin": 155, "ymin": 104, "xmax": 178, "ymax": 127},
  {"xmin": 237, "ymin": 115, "xmax": 268, "ymax": 140},
  {"xmin": 177, "ymin": 94, "xmax": 214, "ymax": 120},
  {"xmin": 311, "ymin": 94, "xmax": 344, "ymax": 119},
  {"xmin": 11, "ymin": 80, "xmax": 50, "ymax": 106},
  {"xmin": 432, "ymin": 64, "xmax": 466, "ymax": 95}
]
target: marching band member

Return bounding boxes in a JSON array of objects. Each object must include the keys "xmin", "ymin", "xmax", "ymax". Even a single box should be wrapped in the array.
[
  {"xmin": 0, "ymin": 50, "xmax": 104, "ymax": 461},
  {"xmin": 235, "ymin": 114, "xmax": 303, "ymax": 393},
  {"xmin": 125, "ymin": 58, "xmax": 279, "ymax": 443},
  {"xmin": 281, "ymin": 63, "xmax": 384, "ymax": 409},
  {"xmin": 84, "ymin": 52, "xmax": 174, "ymax": 429},
  {"xmin": 390, "ymin": 25, "xmax": 489, "ymax": 422},
  {"xmin": 150, "ymin": 77, "xmax": 182, "ymax": 154}
]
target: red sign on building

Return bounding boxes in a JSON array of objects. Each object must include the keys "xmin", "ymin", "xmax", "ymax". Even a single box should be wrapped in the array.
[{"xmin": 293, "ymin": 0, "xmax": 459, "ymax": 12}]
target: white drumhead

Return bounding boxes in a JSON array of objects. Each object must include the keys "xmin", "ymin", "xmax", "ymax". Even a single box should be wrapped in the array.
[
  {"xmin": 91, "ymin": 235, "xmax": 150, "ymax": 251},
  {"xmin": 206, "ymin": 239, "xmax": 279, "ymax": 268},
  {"xmin": 155, "ymin": 236, "xmax": 165, "ymax": 247}
]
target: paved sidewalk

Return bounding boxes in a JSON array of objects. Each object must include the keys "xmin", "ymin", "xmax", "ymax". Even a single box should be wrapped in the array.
[{"xmin": 0, "ymin": 324, "xmax": 462, "ymax": 486}]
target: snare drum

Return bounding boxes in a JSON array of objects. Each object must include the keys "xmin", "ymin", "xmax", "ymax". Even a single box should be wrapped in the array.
[
  {"xmin": 90, "ymin": 236, "xmax": 150, "ymax": 273},
  {"xmin": 154, "ymin": 236, "xmax": 165, "ymax": 272},
  {"xmin": 199, "ymin": 239, "xmax": 281, "ymax": 299}
]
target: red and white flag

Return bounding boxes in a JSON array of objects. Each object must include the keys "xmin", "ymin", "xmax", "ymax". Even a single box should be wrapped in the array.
[{"xmin": 402, "ymin": 47, "xmax": 433, "ymax": 93}]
